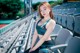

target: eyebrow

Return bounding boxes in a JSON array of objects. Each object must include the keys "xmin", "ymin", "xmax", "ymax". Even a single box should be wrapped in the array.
[{"xmin": 40, "ymin": 5, "xmax": 47, "ymax": 11}]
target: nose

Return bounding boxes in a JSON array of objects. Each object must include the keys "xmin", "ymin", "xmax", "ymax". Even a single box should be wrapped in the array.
[{"xmin": 42, "ymin": 9, "xmax": 45, "ymax": 13}]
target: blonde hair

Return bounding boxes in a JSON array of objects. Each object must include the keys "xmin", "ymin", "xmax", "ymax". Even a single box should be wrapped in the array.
[{"xmin": 38, "ymin": 2, "xmax": 54, "ymax": 19}]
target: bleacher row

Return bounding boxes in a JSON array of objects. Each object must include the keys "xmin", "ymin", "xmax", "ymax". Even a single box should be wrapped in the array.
[
  {"xmin": 52, "ymin": 2, "xmax": 80, "ymax": 36},
  {"xmin": 0, "ymin": 14, "xmax": 36, "ymax": 53}
]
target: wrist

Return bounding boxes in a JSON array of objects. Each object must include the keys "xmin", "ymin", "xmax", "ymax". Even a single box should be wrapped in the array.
[
  {"xmin": 32, "ymin": 47, "xmax": 36, "ymax": 51},
  {"xmin": 31, "ymin": 46, "xmax": 34, "ymax": 48}
]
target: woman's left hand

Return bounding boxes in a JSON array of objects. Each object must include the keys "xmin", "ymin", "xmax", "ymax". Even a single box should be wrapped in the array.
[{"xmin": 29, "ymin": 48, "xmax": 35, "ymax": 52}]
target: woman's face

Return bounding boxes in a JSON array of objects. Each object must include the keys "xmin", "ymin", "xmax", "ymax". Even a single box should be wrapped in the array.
[{"xmin": 40, "ymin": 4, "xmax": 50, "ymax": 17}]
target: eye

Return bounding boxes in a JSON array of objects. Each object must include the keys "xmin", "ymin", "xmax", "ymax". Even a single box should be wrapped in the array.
[{"xmin": 44, "ymin": 8, "xmax": 46, "ymax": 10}]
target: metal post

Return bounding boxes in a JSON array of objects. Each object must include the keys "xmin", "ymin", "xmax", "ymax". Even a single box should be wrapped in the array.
[
  {"xmin": 24, "ymin": 0, "xmax": 27, "ymax": 15},
  {"xmin": 24, "ymin": 0, "xmax": 32, "ymax": 15},
  {"xmin": 27, "ymin": 0, "xmax": 32, "ymax": 15}
]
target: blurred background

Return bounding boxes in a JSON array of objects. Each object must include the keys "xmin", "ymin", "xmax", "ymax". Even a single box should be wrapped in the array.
[{"xmin": 0, "ymin": 0, "xmax": 76, "ymax": 28}]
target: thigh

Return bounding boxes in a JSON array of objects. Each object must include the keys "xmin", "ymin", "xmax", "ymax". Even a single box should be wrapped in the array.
[{"xmin": 40, "ymin": 40, "xmax": 54, "ymax": 48}]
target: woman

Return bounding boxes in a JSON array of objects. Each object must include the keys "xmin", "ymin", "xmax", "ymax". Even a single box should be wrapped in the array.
[{"xmin": 24, "ymin": 2, "xmax": 56, "ymax": 53}]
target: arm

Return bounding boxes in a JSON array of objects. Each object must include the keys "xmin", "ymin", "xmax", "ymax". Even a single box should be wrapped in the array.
[
  {"xmin": 31, "ymin": 28, "xmax": 38, "ymax": 48},
  {"xmin": 32, "ymin": 20, "xmax": 56, "ymax": 50},
  {"xmin": 31, "ymin": 20, "xmax": 38, "ymax": 48}
]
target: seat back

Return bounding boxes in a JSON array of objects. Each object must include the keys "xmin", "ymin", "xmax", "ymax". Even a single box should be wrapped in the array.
[
  {"xmin": 62, "ymin": 15, "xmax": 67, "ymax": 28},
  {"xmin": 55, "ymin": 28, "xmax": 73, "ymax": 45},
  {"xmin": 57, "ymin": 15, "xmax": 62, "ymax": 25},
  {"xmin": 66, "ymin": 15, "xmax": 74, "ymax": 31},
  {"xmin": 74, "ymin": 16, "xmax": 80, "ymax": 35},
  {"xmin": 64, "ymin": 37, "xmax": 80, "ymax": 53},
  {"xmin": 51, "ymin": 24, "xmax": 62, "ymax": 35}
]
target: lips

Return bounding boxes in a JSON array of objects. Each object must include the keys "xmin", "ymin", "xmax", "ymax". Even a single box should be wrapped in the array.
[{"xmin": 43, "ymin": 14, "xmax": 45, "ymax": 15}]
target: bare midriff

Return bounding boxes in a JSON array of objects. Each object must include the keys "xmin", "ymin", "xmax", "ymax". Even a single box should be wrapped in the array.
[{"xmin": 38, "ymin": 34, "xmax": 51, "ymax": 41}]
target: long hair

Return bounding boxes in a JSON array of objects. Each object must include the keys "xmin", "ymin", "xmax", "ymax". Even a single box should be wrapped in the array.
[{"xmin": 38, "ymin": 2, "xmax": 54, "ymax": 19}]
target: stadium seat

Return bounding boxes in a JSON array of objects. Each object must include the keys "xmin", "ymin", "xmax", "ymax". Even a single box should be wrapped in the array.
[
  {"xmin": 51, "ymin": 24, "xmax": 62, "ymax": 38},
  {"xmin": 66, "ymin": 15, "xmax": 74, "ymax": 31},
  {"xmin": 61, "ymin": 15, "xmax": 67, "ymax": 27},
  {"xmin": 74, "ymin": 16, "xmax": 80, "ymax": 35},
  {"xmin": 39, "ymin": 28, "xmax": 73, "ymax": 53},
  {"xmin": 44, "ymin": 36, "xmax": 80, "ymax": 53},
  {"xmin": 57, "ymin": 14, "xmax": 62, "ymax": 25}
]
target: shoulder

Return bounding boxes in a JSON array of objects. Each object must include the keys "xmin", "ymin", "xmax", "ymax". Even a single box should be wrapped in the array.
[
  {"xmin": 46, "ymin": 19, "xmax": 56, "ymax": 28},
  {"xmin": 50, "ymin": 19, "xmax": 56, "ymax": 24},
  {"xmin": 49, "ymin": 19, "xmax": 56, "ymax": 26},
  {"xmin": 35, "ymin": 18, "xmax": 41, "ymax": 23}
]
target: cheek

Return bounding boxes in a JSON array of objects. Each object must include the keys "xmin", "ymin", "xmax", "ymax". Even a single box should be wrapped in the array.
[
  {"xmin": 40, "ymin": 10, "xmax": 50, "ymax": 16},
  {"xmin": 41, "ymin": 12, "xmax": 43, "ymax": 14},
  {"xmin": 41, "ymin": 12, "xmax": 43, "ymax": 16},
  {"xmin": 45, "ymin": 10, "xmax": 50, "ymax": 14}
]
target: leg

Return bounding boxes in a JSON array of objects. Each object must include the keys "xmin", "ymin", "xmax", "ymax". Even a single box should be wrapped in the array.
[{"xmin": 39, "ymin": 40, "xmax": 54, "ymax": 53}]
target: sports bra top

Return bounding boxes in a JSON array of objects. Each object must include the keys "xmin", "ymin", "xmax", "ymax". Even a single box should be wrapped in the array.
[{"xmin": 36, "ymin": 18, "xmax": 51, "ymax": 35}]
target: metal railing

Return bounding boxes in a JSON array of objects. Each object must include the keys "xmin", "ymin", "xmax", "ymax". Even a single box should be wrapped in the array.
[{"xmin": 0, "ymin": 13, "xmax": 37, "ymax": 53}]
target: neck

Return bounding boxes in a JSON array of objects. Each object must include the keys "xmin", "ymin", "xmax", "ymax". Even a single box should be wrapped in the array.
[{"xmin": 44, "ymin": 16, "xmax": 51, "ymax": 20}]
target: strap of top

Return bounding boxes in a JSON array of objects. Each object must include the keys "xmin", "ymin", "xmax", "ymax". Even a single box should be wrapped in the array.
[
  {"xmin": 37, "ymin": 19, "xmax": 42, "ymax": 25},
  {"xmin": 37, "ymin": 18, "xmax": 51, "ymax": 27},
  {"xmin": 41, "ymin": 19, "xmax": 51, "ymax": 27}
]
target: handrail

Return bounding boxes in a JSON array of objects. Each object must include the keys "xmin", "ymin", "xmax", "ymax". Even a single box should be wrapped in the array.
[
  {"xmin": 7, "ymin": 18, "xmax": 35, "ymax": 53},
  {"xmin": 0, "ymin": 12, "xmax": 37, "ymax": 53},
  {"xmin": 0, "ymin": 19, "xmax": 21, "ymax": 35},
  {"xmin": 0, "ymin": 13, "xmax": 36, "ymax": 35}
]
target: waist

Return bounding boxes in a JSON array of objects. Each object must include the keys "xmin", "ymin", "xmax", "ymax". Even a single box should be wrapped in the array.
[{"xmin": 38, "ymin": 34, "xmax": 51, "ymax": 41}]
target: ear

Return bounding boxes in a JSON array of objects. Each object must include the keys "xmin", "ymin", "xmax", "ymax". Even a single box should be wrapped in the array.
[{"xmin": 48, "ymin": 9, "xmax": 51, "ymax": 13}]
